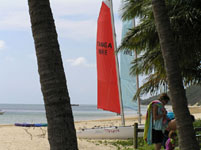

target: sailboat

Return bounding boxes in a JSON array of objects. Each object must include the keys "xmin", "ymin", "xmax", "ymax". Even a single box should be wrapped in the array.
[
  {"xmin": 0, "ymin": 110, "xmax": 5, "ymax": 115},
  {"xmin": 76, "ymin": 0, "xmax": 143, "ymax": 139}
]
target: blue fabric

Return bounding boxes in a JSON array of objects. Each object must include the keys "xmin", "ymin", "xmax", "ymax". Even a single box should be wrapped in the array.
[
  {"xmin": 147, "ymin": 113, "xmax": 153, "ymax": 145},
  {"xmin": 167, "ymin": 112, "xmax": 175, "ymax": 120},
  {"xmin": 144, "ymin": 100, "xmax": 169, "ymax": 145},
  {"xmin": 144, "ymin": 100, "xmax": 162, "ymax": 145},
  {"xmin": 119, "ymin": 20, "xmax": 137, "ymax": 110},
  {"xmin": 153, "ymin": 103, "xmax": 164, "ymax": 130}
]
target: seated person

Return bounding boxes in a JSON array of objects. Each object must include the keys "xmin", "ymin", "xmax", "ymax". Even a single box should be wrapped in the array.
[
  {"xmin": 165, "ymin": 130, "xmax": 177, "ymax": 150},
  {"xmin": 167, "ymin": 114, "xmax": 195, "ymax": 131},
  {"xmin": 162, "ymin": 113, "xmax": 195, "ymax": 148}
]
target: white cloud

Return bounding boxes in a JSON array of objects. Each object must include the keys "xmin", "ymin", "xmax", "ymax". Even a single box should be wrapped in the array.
[
  {"xmin": 0, "ymin": 12, "xmax": 30, "ymax": 31},
  {"xmin": 4, "ymin": 56, "xmax": 15, "ymax": 62},
  {"xmin": 50, "ymin": 0, "xmax": 122, "ymax": 16},
  {"xmin": 55, "ymin": 18, "xmax": 122, "ymax": 44},
  {"xmin": 0, "ymin": 0, "xmax": 101, "ymax": 31},
  {"xmin": 0, "ymin": 40, "xmax": 5, "ymax": 50},
  {"xmin": 50, "ymin": 0, "xmax": 101, "ymax": 16},
  {"xmin": 0, "ymin": 0, "xmax": 30, "ymax": 31},
  {"xmin": 66, "ymin": 57, "xmax": 95, "ymax": 68},
  {"xmin": 56, "ymin": 19, "xmax": 96, "ymax": 40},
  {"xmin": 0, "ymin": 0, "xmax": 122, "ymax": 42}
]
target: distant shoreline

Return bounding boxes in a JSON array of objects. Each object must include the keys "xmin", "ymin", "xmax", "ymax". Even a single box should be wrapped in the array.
[{"xmin": 71, "ymin": 104, "xmax": 79, "ymax": 106}]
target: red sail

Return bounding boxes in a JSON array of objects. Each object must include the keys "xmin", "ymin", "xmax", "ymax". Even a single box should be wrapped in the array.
[{"xmin": 96, "ymin": 2, "xmax": 120, "ymax": 114}]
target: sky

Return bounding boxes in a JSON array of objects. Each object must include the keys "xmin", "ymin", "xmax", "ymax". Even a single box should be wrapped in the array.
[{"xmin": 0, "ymin": 0, "xmax": 125, "ymax": 104}]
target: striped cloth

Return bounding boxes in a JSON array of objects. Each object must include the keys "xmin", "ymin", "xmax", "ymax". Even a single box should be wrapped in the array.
[{"xmin": 143, "ymin": 100, "xmax": 167, "ymax": 144}]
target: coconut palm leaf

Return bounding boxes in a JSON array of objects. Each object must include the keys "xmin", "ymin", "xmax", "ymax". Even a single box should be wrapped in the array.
[{"xmin": 118, "ymin": 0, "xmax": 201, "ymax": 99}]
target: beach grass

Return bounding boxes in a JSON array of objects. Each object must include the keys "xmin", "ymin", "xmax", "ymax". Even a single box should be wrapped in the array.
[
  {"xmin": 194, "ymin": 119, "xmax": 201, "ymax": 127},
  {"xmin": 101, "ymin": 119, "xmax": 201, "ymax": 150},
  {"xmin": 92, "ymin": 119, "xmax": 201, "ymax": 150}
]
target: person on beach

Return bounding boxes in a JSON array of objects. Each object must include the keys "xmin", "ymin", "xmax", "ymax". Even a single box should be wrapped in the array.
[
  {"xmin": 165, "ymin": 130, "xmax": 177, "ymax": 150},
  {"xmin": 144, "ymin": 93, "xmax": 170, "ymax": 150},
  {"xmin": 167, "ymin": 114, "xmax": 195, "ymax": 131},
  {"xmin": 162, "ymin": 112, "xmax": 175, "ymax": 149},
  {"xmin": 162, "ymin": 114, "xmax": 195, "ymax": 148}
]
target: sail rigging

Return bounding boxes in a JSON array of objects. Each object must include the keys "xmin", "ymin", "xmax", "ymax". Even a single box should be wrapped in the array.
[
  {"xmin": 96, "ymin": 0, "xmax": 125, "ymax": 125},
  {"xmin": 96, "ymin": 0, "xmax": 142, "ymax": 125},
  {"xmin": 119, "ymin": 20, "xmax": 138, "ymax": 110},
  {"xmin": 119, "ymin": 19, "xmax": 141, "ymax": 123}
]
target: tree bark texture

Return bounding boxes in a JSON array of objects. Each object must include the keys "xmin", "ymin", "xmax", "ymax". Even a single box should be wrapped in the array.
[
  {"xmin": 28, "ymin": 0, "xmax": 78, "ymax": 149},
  {"xmin": 151, "ymin": 0, "xmax": 199, "ymax": 149}
]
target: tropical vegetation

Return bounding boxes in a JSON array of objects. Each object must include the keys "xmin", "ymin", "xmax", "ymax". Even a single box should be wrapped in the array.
[
  {"xmin": 118, "ymin": 0, "xmax": 201, "ymax": 99},
  {"xmin": 151, "ymin": 0, "xmax": 199, "ymax": 149},
  {"xmin": 119, "ymin": 0, "xmax": 201, "ymax": 149},
  {"xmin": 92, "ymin": 120, "xmax": 201, "ymax": 150}
]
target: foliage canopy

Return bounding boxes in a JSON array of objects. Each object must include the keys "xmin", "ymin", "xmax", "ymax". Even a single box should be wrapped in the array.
[{"xmin": 119, "ymin": 0, "xmax": 201, "ymax": 99}]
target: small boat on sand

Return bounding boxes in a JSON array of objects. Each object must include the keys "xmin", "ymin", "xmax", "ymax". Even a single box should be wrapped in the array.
[
  {"xmin": 77, "ymin": 125, "xmax": 144, "ymax": 139},
  {"xmin": 77, "ymin": 1, "xmax": 144, "ymax": 140},
  {"xmin": 0, "ymin": 110, "xmax": 5, "ymax": 115},
  {"xmin": 71, "ymin": 104, "xmax": 79, "ymax": 106},
  {"xmin": 15, "ymin": 123, "xmax": 48, "ymax": 127}
]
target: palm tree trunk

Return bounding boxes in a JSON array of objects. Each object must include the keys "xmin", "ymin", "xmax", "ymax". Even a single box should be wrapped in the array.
[
  {"xmin": 28, "ymin": 0, "xmax": 78, "ymax": 149},
  {"xmin": 151, "ymin": 0, "xmax": 199, "ymax": 149}
]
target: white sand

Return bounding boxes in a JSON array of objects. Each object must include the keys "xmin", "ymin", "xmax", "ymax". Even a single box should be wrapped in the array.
[{"xmin": 0, "ymin": 106, "xmax": 200, "ymax": 150}]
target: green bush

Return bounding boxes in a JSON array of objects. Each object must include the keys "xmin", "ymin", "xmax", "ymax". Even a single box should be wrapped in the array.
[
  {"xmin": 194, "ymin": 119, "xmax": 201, "ymax": 128},
  {"xmin": 98, "ymin": 120, "xmax": 201, "ymax": 150}
]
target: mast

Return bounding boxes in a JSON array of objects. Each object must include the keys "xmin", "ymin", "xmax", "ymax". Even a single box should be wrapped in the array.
[
  {"xmin": 135, "ymin": 50, "xmax": 141, "ymax": 124},
  {"xmin": 133, "ymin": 19, "xmax": 141, "ymax": 124},
  {"xmin": 108, "ymin": 0, "xmax": 125, "ymax": 126}
]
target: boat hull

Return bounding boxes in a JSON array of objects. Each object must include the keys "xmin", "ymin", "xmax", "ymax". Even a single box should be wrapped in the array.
[
  {"xmin": 0, "ymin": 111, "xmax": 5, "ymax": 115},
  {"xmin": 15, "ymin": 123, "xmax": 48, "ymax": 127},
  {"xmin": 76, "ymin": 125, "xmax": 144, "ymax": 139}
]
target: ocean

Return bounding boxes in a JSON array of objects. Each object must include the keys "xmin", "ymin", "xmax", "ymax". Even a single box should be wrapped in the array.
[{"xmin": 0, "ymin": 104, "xmax": 148, "ymax": 125}]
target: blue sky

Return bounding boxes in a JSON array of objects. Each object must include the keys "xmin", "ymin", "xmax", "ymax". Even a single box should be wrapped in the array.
[{"xmin": 0, "ymin": 0, "xmax": 124, "ymax": 104}]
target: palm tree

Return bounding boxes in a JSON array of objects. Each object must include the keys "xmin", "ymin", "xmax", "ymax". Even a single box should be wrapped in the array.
[
  {"xmin": 151, "ymin": 0, "xmax": 199, "ymax": 149},
  {"xmin": 119, "ymin": 0, "xmax": 201, "ymax": 99},
  {"xmin": 27, "ymin": 0, "xmax": 78, "ymax": 149}
]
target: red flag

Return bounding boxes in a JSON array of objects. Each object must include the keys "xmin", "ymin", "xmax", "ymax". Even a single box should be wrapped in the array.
[{"xmin": 96, "ymin": 2, "xmax": 120, "ymax": 114}]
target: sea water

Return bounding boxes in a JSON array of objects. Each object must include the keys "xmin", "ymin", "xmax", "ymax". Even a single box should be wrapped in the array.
[{"xmin": 0, "ymin": 104, "xmax": 148, "ymax": 125}]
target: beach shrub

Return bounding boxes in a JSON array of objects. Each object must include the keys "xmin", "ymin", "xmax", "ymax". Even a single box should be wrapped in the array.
[
  {"xmin": 94, "ymin": 134, "xmax": 185, "ymax": 150},
  {"xmin": 194, "ymin": 119, "xmax": 201, "ymax": 128},
  {"xmin": 108, "ymin": 139, "xmax": 132, "ymax": 150},
  {"xmin": 106, "ymin": 138, "xmax": 155, "ymax": 150}
]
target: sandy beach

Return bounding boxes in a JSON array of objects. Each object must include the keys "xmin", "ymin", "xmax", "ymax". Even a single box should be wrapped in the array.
[{"xmin": 0, "ymin": 106, "xmax": 200, "ymax": 150}]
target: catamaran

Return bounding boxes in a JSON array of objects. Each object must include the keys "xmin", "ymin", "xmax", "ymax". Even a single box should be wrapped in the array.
[
  {"xmin": 0, "ymin": 110, "xmax": 5, "ymax": 115},
  {"xmin": 76, "ymin": 0, "xmax": 143, "ymax": 139}
]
